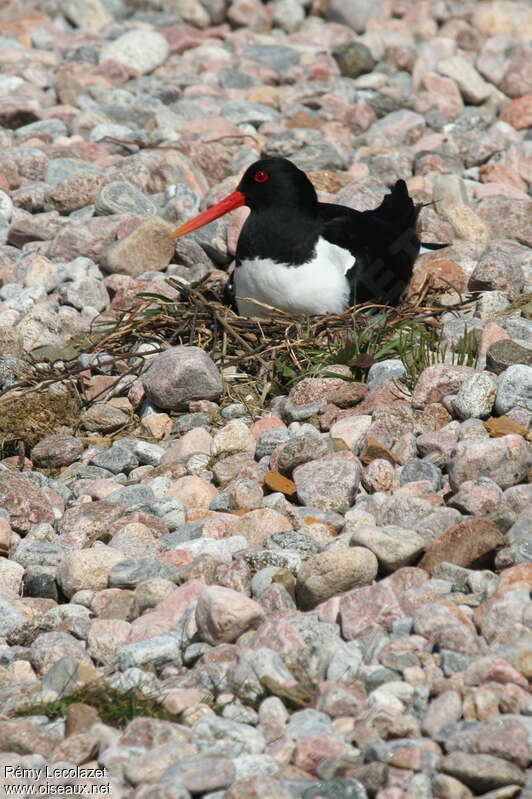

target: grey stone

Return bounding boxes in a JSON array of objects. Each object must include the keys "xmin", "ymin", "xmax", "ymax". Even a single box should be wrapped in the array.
[
  {"xmin": 507, "ymin": 516, "xmax": 532, "ymax": 563},
  {"xmin": 148, "ymin": 498, "xmax": 186, "ymax": 531},
  {"xmin": 241, "ymin": 44, "xmax": 300, "ymax": 72},
  {"xmin": 301, "ymin": 781, "xmax": 368, "ymax": 799},
  {"xmin": 333, "ymin": 41, "xmax": 376, "ymax": 78},
  {"xmin": 486, "ymin": 340, "xmax": 532, "ymax": 374},
  {"xmin": 173, "ymin": 413, "xmax": 211, "ymax": 434},
  {"xmin": 108, "ymin": 558, "xmax": 180, "ymax": 588},
  {"xmin": 452, "ymin": 372, "xmax": 497, "ymax": 420},
  {"xmin": 161, "ymin": 521, "xmax": 205, "ymax": 547},
  {"xmin": 106, "ymin": 484, "xmax": 155, "ymax": 509},
  {"xmin": 495, "ymin": 364, "xmax": 532, "ymax": 414},
  {"xmin": 16, "ymin": 118, "xmax": 68, "ymax": 139},
  {"xmin": 0, "ymin": 601, "xmax": 26, "ymax": 638},
  {"xmin": 326, "ymin": 642, "xmax": 363, "ymax": 682},
  {"xmin": 13, "ymin": 539, "xmax": 64, "ymax": 570},
  {"xmin": 116, "ymin": 634, "xmax": 183, "ymax": 670},
  {"xmin": 90, "ymin": 443, "xmax": 139, "ymax": 474},
  {"xmin": 142, "ymin": 346, "xmax": 222, "ymax": 410},
  {"xmin": 431, "ymin": 562, "xmax": 472, "ymax": 592},
  {"xmin": 325, "ymin": 0, "xmax": 383, "ymax": 31},
  {"xmin": 367, "ymin": 359, "xmax": 406, "ymax": 389},
  {"xmin": 272, "ymin": 0, "xmax": 305, "ymax": 33},
  {"xmin": 95, "ymin": 181, "xmax": 157, "ymax": 217},
  {"xmin": 193, "ymin": 715, "xmax": 266, "ymax": 756},
  {"xmin": 504, "ymin": 316, "xmax": 532, "ymax": 342},
  {"xmin": 255, "ymin": 428, "xmax": 290, "ymax": 458},
  {"xmin": 221, "ymin": 100, "xmax": 280, "ymax": 127},
  {"xmin": 235, "ymin": 548, "xmax": 302, "ymax": 574},
  {"xmin": 23, "ymin": 569, "xmax": 58, "ymax": 601},
  {"xmin": 441, "ymin": 752, "xmax": 526, "ymax": 791},
  {"xmin": 286, "ymin": 708, "xmax": 333, "ymax": 739},
  {"xmin": 277, "ymin": 433, "xmax": 329, "ymax": 474},
  {"xmin": 45, "ymin": 158, "xmax": 96, "ymax": 186},
  {"xmin": 349, "ymin": 525, "xmax": 425, "ymax": 572},
  {"xmin": 440, "ymin": 650, "xmax": 473, "ymax": 676},
  {"xmin": 41, "ymin": 655, "xmax": 79, "ymax": 697},
  {"xmin": 266, "ymin": 531, "xmax": 322, "ymax": 558},
  {"xmin": 250, "ymin": 566, "xmax": 281, "ymax": 598},
  {"xmin": 99, "ymin": 29, "xmax": 169, "ymax": 74},
  {"xmin": 175, "ymin": 536, "xmax": 249, "ymax": 564},
  {"xmin": 160, "ymin": 756, "xmax": 235, "ymax": 795},
  {"xmin": 400, "ymin": 458, "xmax": 442, "ymax": 490}
]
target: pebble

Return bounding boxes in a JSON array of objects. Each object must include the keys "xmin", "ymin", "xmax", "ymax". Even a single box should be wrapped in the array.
[
  {"xmin": 448, "ymin": 434, "xmax": 529, "ymax": 490},
  {"xmin": 103, "ymin": 216, "xmax": 176, "ymax": 277},
  {"xmin": 296, "ymin": 548, "xmax": 378, "ymax": 610},
  {"xmin": 99, "ymin": 30, "xmax": 170, "ymax": 74},
  {"xmin": 452, "ymin": 372, "xmax": 497, "ymax": 420},
  {"xmin": 495, "ymin": 364, "xmax": 532, "ymax": 414},
  {"xmin": 142, "ymin": 346, "xmax": 222, "ymax": 409},
  {"xmin": 294, "ymin": 454, "xmax": 362, "ymax": 513}
]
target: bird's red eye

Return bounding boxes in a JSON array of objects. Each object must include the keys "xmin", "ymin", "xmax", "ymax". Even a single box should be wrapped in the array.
[{"xmin": 253, "ymin": 170, "xmax": 269, "ymax": 183}]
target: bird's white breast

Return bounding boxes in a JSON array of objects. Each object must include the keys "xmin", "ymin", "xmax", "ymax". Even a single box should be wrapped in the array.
[{"xmin": 234, "ymin": 236, "xmax": 353, "ymax": 318}]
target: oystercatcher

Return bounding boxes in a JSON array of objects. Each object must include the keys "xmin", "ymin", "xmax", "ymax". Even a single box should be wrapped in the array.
[{"xmin": 170, "ymin": 156, "xmax": 427, "ymax": 318}]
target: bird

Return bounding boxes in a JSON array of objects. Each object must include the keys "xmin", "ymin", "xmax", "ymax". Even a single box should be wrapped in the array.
[{"xmin": 170, "ymin": 156, "xmax": 431, "ymax": 318}]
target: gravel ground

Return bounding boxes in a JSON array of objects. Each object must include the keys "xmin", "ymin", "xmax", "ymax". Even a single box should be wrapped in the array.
[{"xmin": 0, "ymin": 0, "xmax": 531, "ymax": 797}]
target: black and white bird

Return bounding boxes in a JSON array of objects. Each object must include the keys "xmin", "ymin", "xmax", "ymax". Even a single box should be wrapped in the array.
[{"xmin": 170, "ymin": 156, "xmax": 430, "ymax": 318}]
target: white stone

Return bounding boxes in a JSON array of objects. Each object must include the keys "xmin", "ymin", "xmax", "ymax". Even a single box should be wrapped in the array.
[{"xmin": 100, "ymin": 30, "xmax": 170, "ymax": 75}]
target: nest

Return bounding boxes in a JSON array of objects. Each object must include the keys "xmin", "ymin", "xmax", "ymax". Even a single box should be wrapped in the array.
[
  {"xmin": 0, "ymin": 273, "xmax": 470, "ymax": 450},
  {"xmin": 79, "ymin": 276, "xmax": 457, "ymax": 408}
]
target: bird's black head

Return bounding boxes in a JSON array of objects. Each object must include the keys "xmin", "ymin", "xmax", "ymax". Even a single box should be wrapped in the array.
[
  {"xmin": 237, "ymin": 157, "xmax": 318, "ymax": 213},
  {"xmin": 169, "ymin": 156, "xmax": 318, "ymax": 240}
]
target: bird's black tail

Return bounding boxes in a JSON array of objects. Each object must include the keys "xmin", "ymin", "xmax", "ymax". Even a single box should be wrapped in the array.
[
  {"xmin": 373, "ymin": 179, "xmax": 422, "ymax": 232},
  {"xmin": 353, "ymin": 180, "xmax": 422, "ymax": 306}
]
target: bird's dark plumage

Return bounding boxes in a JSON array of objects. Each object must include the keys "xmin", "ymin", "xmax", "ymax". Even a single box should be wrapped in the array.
[{"xmin": 172, "ymin": 156, "xmax": 425, "ymax": 317}]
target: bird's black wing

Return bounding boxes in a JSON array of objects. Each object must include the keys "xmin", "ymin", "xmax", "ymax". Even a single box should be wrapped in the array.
[
  {"xmin": 222, "ymin": 266, "xmax": 238, "ymax": 311},
  {"xmin": 319, "ymin": 180, "xmax": 422, "ymax": 306}
]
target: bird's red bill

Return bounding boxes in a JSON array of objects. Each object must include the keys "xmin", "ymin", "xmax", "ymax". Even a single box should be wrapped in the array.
[{"xmin": 170, "ymin": 190, "xmax": 246, "ymax": 239}]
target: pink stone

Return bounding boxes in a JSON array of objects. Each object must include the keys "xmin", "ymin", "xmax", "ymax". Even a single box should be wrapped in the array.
[
  {"xmin": 88, "ymin": 618, "xmax": 131, "ymax": 665},
  {"xmin": 293, "ymin": 452, "xmax": 362, "ymax": 513},
  {"xmin": 233, "ymin": 508, "xmax": 292, "ymax": 547},
  {"xmin": 316, "ymin": 595, "xmax": 341, "ymax": 624},
  {"xmin": 195, "ymin": 585, "xmax": 265, "ymax": 645},
  {"xmin": 0, "ymin": 517, "xmax": 11, "ymax": 554},
  {"xmin": 479, "ymin": 322, "xmax": 510, "ymax": 356},
  {"xmin": 345, "ymin": 102, "xmax": 377, "ymax": 132},
  {"xmin": 249, "ymin": 620, "xmax": 306, "ymax": 654},
  {"xmin": 313, "ymin": 680, "xmax": 367, "ymax": 718},
  {"xmin": 449, "ymin": 479, "xmax": 502, "ymax": 516},
  {"xmin": 159, "ymin": 24, "xmax": 205, "ymax": 54},
  {"xmin": 156, "ymin": 550, "xmax": 193, "ymax": 567},
  {"xmin": 201, "ymin": 513, "xmax": 241, "ymax": 539},
  {"xmin": 448, "ymin": 435, "xmax": 529, "ymax": 491},
  {"xmin": 161, "ymin": 688, "xmax": 208, "ymax": 714},
  {"xmin": 250, "ymin": 416, "xmax": 287, "ymax": 439},
  {"xmin": 292, "ymin": 733, "xmax": 346, "ymax": 773},
  {"xmin": 353, "ymin": 380, "xmax": 411, "ymax": 415},
  {"xmin": 463, "ymin": 656, "xmax": 529, "ymax": 689},
  {"xmin": 127, "ymin": 578, "xmax": 205, "ymax": 643},
  {"xmin": 90, "ymin": 588, "xmax": 124, "ymax": 615},
  {"xmin": 362, "ymin": 459, "xmax": 396, "ymax": 493},
  {"xmin": 412, "ymin": 364, "xmax": 476, "ymax": 408},
  {"xmin": 166, "ymin": 475, "xmax": 218, "ymax": 512},
  {"xmin": 340, "ymin": 581, "xmax": 406, "ymax": 640},
  {"xmin": 289, "ymin": 377, "xmax": 367, "ymax": 408},
  {"xmin": 0, "ymin": 471, "xmax": 54, "ymax": 533},
  {"xmin": 161, "ymin": 428, "xmax": 213, "ymax": 463}
]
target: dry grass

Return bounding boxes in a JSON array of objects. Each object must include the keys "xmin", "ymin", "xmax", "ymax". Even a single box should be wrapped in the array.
[{"xmin": 0, "ymin": 275, "xmax": 476, "ymax": 445}]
